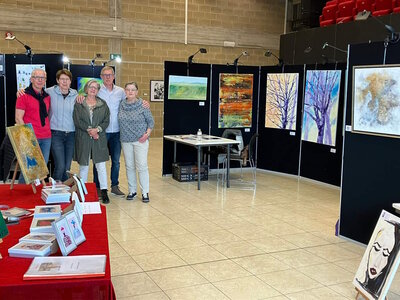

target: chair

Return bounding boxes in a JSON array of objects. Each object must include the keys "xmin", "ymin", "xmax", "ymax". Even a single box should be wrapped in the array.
[
  {"xmin": 336, "ymin": 1, "xmax": 357, "ymax": 24},
  {"xmin": 243, "ymin": 133, "xmax": 258, "ymax": 183},
  {"xmin": 320, "ymin": 5, "xmax": 338, "ymax": 27},
  {"xmin": 372, "ymin": 0, "xmax": 393, "ymax": 16},
  {"xmin": 393, "ymin": 0, "xmax": 400, "ymax": 13},
  {"xmin": 355, "ymin": 0, "xmax": 374, "ymax": 13}
]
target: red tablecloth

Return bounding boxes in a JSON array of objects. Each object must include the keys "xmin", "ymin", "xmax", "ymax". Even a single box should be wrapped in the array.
[{"xmin": 0, "ymin": 184, "xmax": 115, "ymax": 300}]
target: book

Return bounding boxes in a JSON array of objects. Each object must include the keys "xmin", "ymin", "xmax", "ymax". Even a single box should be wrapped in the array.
[
  {"xmin": 23, "ymin": 255, "xmax": 106, "ymax": 280},
  {"xmin": 30, "ymin": 217, "xmax": 58, "ymax": 234},
  {"xmin": 20, "ymin": 233, "xmax": 56, "ymax": 244},
  {"xmin": 34, "ymin": 205, "xmax": 61, "ymax": 218},
  {"xmin": 2, "ymin": 207, "xmax": 31, "ymax": 218},
  {"xmin": 41, "ymin": 188, "xmax": 71, "ymax": 204},
  {"xmin": 8, "ymin": 241, "xmax": 52, "ymax": 258}
]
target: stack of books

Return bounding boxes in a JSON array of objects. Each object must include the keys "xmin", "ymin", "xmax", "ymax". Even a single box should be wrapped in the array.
[
  {"xmin": 41, "ymin": 187, "xmax": 71, "ymax": 204},
  {"xmin": 8, "ymin": 233, "xmax": 58, "ymax": 258}
]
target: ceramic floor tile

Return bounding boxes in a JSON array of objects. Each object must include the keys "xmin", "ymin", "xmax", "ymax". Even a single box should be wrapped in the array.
[
  {"xmin": 233, "ymin": 254, "xmax": 291, "ymax": 275},
  {"xmin": 195, "ymin": 229, "xmax": 242, "ymax": 245},
  {"xmin": 158, "ymin": 233, "xmax": 206, "ymax": 249},
  {"xmin": 118, "ymin": 291, "xmax": 169, "ymax": 300},
  {"xmin": 298, "ymin": 263, "xmax": 354, "ymax": 286},
  {"xmin": 192, "ymin": 259, "xmax": 251, "ymax": 282},
  {"xmin": 111, "ymin": 255, "xmax": 142, "ymax": 276},
  {"xmin": 248, "ymin": 236, "xmax": 298, "ymax": 253},
  {"xmin": 211, "ymin": 240, "xmax": 265, "ymax": 258},
  {"xmin": 329, "ymin": 282, "xmax": 360, "ymax": 299},
  {"xmin": 165, "ymin": 283, "xmax": 230, "ymax": 300},
  {"xmin": 281, "ymin": 232, "xmax": 330, "ymax": 248},
  {"xmin": 213, "ymin": 276, "xmax": 281, "ymax": 300},
  {"xmin": 305, "ymin": 244, "xmax": 361, "ymax": 262},
  {"xmin": 286, "ymin": 286, "xmax": 348, "ymax": 300},
  {"xmin": 109, "ymin": 242, "xmax": 129, "ymax": 258},
  {"xmin": 112, "ymin": 272, "xmax": 161, "ymax": 298},
  {"xmin": 147, "ymin": 223, "xmax": 190, "ymax": 237},
  {"xmin": 271, "ymin": 249, "xmax": 328, "ymax": 268},
  {"xmin": 174, "ymin": 245, "xmax": 227, "ymax": 264},
  {"xmin": 119, "ymin": 238, "xmax": 169, "ymax": 256},
  {"xmin": 132, "ymin": 250, "xmax": 187, "ymax": 271},
  {"xmin": 334, "ymin": 258, "xmax": 363, "ymax": 274},
  {"xmin": 179, "ymin": 220, "xmax": 223, "ymax": 233},
  {"xmin": 110, "ymin": 227, "xmax": 154, "ymax": 242},
  {"xmin": 147, "ymin": 266, "xmax": 208, "ymax": 290},
  {"xmin": 257, "ymin": 269, "xmax": 322, "ymax": 294}
]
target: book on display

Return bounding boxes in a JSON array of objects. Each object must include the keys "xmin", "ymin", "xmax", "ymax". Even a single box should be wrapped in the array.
[
  {"xmin": 41, "ymin": 187, "xmax": 71, "ymax": 204},
  {"xmin": 2, "ymin": 207, "xmax": 31, "ymax": 218},
  {"xmin": 34, "ymin": 205, "xmax": 61, "ymax": 218},
  {"xmin": 8, "ymin": 241, "xmax": 52, "ymax": 258},
  {"xmin": 30, "ymin": 217, "xmax": 58, "ymax": 234},
  {"xmin": 19, "ymin": 233, "xmax": 56, "ymax": 244}
]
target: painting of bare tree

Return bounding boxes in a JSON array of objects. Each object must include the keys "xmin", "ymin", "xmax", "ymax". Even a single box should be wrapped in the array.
[
  {"xmin": 302, "ymin": 70, "xmax": 341, "ymax": 146},
  {"xmin": 265, "ymin": 73, "xmax": 299, "ymax": 130}
]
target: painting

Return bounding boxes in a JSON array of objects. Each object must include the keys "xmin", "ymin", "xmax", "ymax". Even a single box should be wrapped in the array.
[
  {"xmin": 352, "ymin": 65, "xmax": 400, "ymax": 138},
  {"xmin": 77, "ymin": 77, "xmax": 103, "ymax": 94},
  {"xmin": 16, "ymin": 64, "xmax": 46, "ymax": 90},
  {"xmin": 7, "ymin": 124, "xmax": 48, "ymax": 183},
  {"xmin": 354, "ymin": 210, "xmax": 400, "ymax": 300},
  {"xmin": 218, "ymin": 73, "xmax": 253, "ymax": 128},
  {"xmin": 168, "ymin": 75, "xmax": 207, "ymax": 100},
  {"xmin": 301, "ymin": 70, "xmax": 341, "ymax": 146},
  {"xmin": 265, "ymin": 73, "xmax": 299, "ymax": 130},
  {"xmin": 150, "ymin": 80, "xmax": 164, "ymax": 102}
]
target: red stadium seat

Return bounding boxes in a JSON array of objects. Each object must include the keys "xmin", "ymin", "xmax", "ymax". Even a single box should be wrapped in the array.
[
  {"xmin": 355, "ymin": 0, "xmax": 375, "ymax": 13},
  {"xmin": 393, "ymin": 0, "xmax": 400, "ymax": 13},
  {"xmin": 372, "ymin": 0, "xmax": 393, "ymax": 16},
  {"xmin": 320, "ymin": 5, "xmax": 338, "ymax": 27},
  {"xmin": 336, "ymin": 1, "xmax": 357, "ymax": 24}
]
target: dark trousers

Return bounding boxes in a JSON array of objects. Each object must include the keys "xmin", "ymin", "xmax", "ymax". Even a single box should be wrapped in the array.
[{"xmin": 51, "ymin": 130, "xmax": 75, "ymax": 181}]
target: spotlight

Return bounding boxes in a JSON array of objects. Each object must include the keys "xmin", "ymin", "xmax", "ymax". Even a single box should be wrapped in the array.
[
  {"xmin": 188, "ymin": 48, "xmax": 207, "ymax": 65},
  {"xmin": 304, "ymin": 46, "xmax": 312, "ymax": 54},
  {"xmin": 62, "ymin": 56, "xmax": 70, "ymax": 64},
  {"xmin": 233, "ymin": 51, "xmax": 249, "ymax": 67},
  {"xmin": 322, "ymin": 42, "xmax": 347, "ymax": 53},
  {"xmin": 5, "ymin": 32, "xmax": 32, "ymax": 58},
  {"xmin": 264, "ymin": 50, "xmax": 283, "ymax": 66},
  {"xmin": 102, "ymin": 54, "xmax": 122, "ymax": 66},
  {"xmin": 90, "ymin": 53, "xmax": 102, "ymax": 67}
]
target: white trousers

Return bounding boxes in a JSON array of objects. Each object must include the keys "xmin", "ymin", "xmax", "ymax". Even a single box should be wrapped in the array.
[
  {"xmin": 79, "ymin": 159, "xmax": 108, "ymax": 190},
  {"xmin": 121, "ymin": 140, "xmax": 149, "ymax": 195}
]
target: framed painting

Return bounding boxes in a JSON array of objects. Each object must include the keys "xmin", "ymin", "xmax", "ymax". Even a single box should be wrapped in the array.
[
  {"xmin": 52, "ymin": 216, "xmax": 77, "ymax": 256},
  {"xmin": 168, "ymin": 75, "xmax": 208, "ymax": 100},
  {"xmin": 77, "ymin": 77, "xmax": 103, "ymax": 94},
  {"xmin": 6, "ymin": 124, "xmax": 49, "ymax": 184},
  {"xmin": 265, "ymin": 73, "xmax": 299, "ymax": 130},
  {"xmin": 218, "ymin": 73, "xmax": 253, "ymax": 128},
  {"xmin": 16, "ymin": 64, "xmax": 46, "ymax": 90},
  {"xmin": 150, "ymin": 80, "xmax": 164, "ymax": 102},
  {"xmin": 352, "ymin": 65, "xmax": 400, "ymax": 138},
  {"xmin": 301, "ymin": 70, "xmax": 341, "ymax": 146},
  {"xmin": 353, "ymin": 210, "xmax": 400, "ymax": 300}
]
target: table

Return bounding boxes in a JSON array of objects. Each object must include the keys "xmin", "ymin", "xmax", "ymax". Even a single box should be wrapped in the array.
[
  {"xmin": 164, "ymin": 134, "xmax": 240, "ymax": 190},
  {"xmin": 0, "ymin": 183, "xmax": 115, "ymax": 300}
]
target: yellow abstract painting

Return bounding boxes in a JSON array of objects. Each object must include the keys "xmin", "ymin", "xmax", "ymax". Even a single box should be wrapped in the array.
[{"xmin": 7, "ymin": 124, "xmax": 48, "ymax": 183}]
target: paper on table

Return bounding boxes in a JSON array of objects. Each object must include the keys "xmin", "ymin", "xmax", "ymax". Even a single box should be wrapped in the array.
[{"xmin": 82, "ymin": 202, "xmax": 101, "ymax": 214}]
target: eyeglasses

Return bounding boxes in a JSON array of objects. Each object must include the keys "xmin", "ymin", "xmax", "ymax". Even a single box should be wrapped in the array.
[
  {"xmin": 88, "ymin": 86, "xmax": 98, "ymax": 90},
  {"xmin": 126, "ymin": 89, "xmax": 138, "ymax": 92},
  {"xmin": 32, "ymin": 76, "xmax": 46, "ymax": 80},
  {"xmin": 58, "ymin": 78, "xmax": 71, "ymax": 82},
  {"xmin": 101, "ymin": 74, "xmax": 114, "ymax": 78}
]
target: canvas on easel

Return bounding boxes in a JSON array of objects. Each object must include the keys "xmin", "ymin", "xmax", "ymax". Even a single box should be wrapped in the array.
[
  {"xmin": 6, "ymin": 124, "xmax": 48, "ymax": 187},
  {"xmin": 353, "ymin": 210, "xmax": 400, "ymax": 299}
]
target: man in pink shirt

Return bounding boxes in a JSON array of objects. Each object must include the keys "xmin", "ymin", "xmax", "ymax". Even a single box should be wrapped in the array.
[{"xmin": 15, "ymin": 68, "xmax": 51, "ymax": 183}]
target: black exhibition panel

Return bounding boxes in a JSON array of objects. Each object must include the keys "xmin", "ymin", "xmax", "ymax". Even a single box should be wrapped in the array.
[
  {"xmin": 2, "ymin": 54, "xmax": 63, "ymax": 143},
  {"xmin": 0, "ymin": 75, "xmax": 5, "ymax": 143},
  {"xmin": 340, "ymin": 41, "xmax": 400, "ymax": 244},
  {"xmin": 69, "ymin": 64, "xmax": 103, "ymax": 91},
  {"xmin": 208, "ymin": 64, "xmax": 259, "ymax": 168},
  {"xmin": 299, "ymin": 63, "xmax": 346, "ymax": 186},
  {"xmin": 257, "ymin": 64, "xmax": 304, "ymax": 175},
  {"xmin": 162, "ymin": 61, "xmax": 211, "ymax": 175}
]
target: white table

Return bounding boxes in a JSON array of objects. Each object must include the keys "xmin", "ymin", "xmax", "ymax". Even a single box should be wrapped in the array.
[{"xmin": 164, "ymin": 134, "xmax": 240, "ymax": 190}]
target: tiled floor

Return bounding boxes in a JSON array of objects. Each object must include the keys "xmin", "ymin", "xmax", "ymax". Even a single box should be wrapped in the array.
[{"xmin": 71, "ymin": 138, "xmax": 400, "ymax": 299}]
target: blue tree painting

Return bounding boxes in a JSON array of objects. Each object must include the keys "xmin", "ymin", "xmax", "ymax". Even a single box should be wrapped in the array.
[{"xmin": 302, "ymin": 70, "xmax": 341, "ymax": 146}]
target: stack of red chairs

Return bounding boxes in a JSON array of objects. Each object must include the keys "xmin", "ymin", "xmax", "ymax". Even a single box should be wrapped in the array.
[{"xmin": 319, "ymin": 0, "xmax": 399, "ymax": 26}]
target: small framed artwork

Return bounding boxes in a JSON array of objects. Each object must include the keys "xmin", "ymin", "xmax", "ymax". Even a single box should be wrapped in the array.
[
  {"xmin": 64, "ymin": 211, "xmax": 86, "ymax": 245},
  {"xmin": 71, "ymin": 192, "xmax": 83, "ymax": 225},
  {"xmin": 52, "ymin": 216, "xmax": 77, "ymax": 256},
  {"xmin": 150, "ymin": 80, "xmax": 164, "ymax": 102},
  {"xmin": 73, "ymin": 175, "xmax": 85, "ymax": 202}
]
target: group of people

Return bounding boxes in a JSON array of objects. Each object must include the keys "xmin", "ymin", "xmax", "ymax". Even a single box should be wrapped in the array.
[{"xmin": 15, "ymin": 67, "xmax": 154, "ymax": 204}]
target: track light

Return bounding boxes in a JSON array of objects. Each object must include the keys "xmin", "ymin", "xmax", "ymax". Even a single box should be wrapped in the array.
[
  {"xmin": 62, "ymin": 56, "xmax": 70, "ymax": 64},
  {"xmin": 264, "ymin": 50, "xmax": 283, "ymax": 66},
  {"xmin": 188, "ymin": 48, "xmax": 207, "ymax": 65},
  {"xmin": 102, "ymin": 55, "xmax": 122, "ymax": 66},
  {"xmin": 233, "ymin": 51, "xmax": 249, "ymax": 67},
  {"xmin": 322, "ymin": 42, "xmax": 347, "ymax": 54},
  {"xmin": 90, "ymin": 53, "xmax": 102, "ymax": 67},
  {"xmin": 5, "ymin": 32, "xmax": 33, "ymax": 58}
]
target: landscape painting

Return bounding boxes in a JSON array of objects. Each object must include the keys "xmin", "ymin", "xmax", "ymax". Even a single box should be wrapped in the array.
[
  {"xmin": 265, "ymin": 73, "xmax": 299, "ymax": 130},
  {"xmin": 302, "ymin": 70, "xmax": 341, "ymax": 146},
  {"xmin": 218, "ymin": 73, "xmax": 253, "ymax": 128},
  {"xmin": 168, "ymin": 75, "xmax": 208, "ymax": 100},
  {"xmin": 353, "ymin": 65, "xmax": 400, "ymax": 138},
  {"xmin": 354, "ymin": 210, "xmax": 400, "ymax": 300},
  {"xmin": 7, "ymin": 124, "xmax": 49, "ymax": 183}
]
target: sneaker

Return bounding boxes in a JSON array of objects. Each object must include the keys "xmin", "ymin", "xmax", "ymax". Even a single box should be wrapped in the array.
[
  {"xmin": 142, "ymin": 193, "xmax": 150, "ymax": 203},
  {"xmin": 126, "ymin": 192, "xmax": 137, "ymax": 200},
  {"xmin": 111, "ymin": 185, "xmax": 125, "ymax": 196},
  {"xmin": 101, "ymin": 189, "xmax": 110, "ymax": 204},
  {"xmin": 97, "ymin": 188, "xmax": 102, "ymax": 201}
]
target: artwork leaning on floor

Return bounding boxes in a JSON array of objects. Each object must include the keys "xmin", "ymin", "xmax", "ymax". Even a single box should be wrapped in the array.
[
  {"xmin": 168, "ymin": 75, "xmax": 207, "ymax": 100},
  {"xmin": 218, "ymin": 73, "xmax": 253, "ymax": 128},
  {"xmin": 265, "ymin": 73, "xmax": 299, "ymax": 130},
  {"xmin": 301, "ymin": 70, "xmax": 341, "ymax": 146},
  {"xmin": 352, "ymin": 65, "xmax": 400, "ymax": 138},
  {"xmin": 353, "ymin": 210, "xmax": 400, "ymax": 300},
  {"xmin": 6, "ymin": 124, "xmax": 49, "ymax": 183}
]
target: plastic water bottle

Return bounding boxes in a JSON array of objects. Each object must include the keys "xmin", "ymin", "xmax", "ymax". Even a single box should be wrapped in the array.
[{"xmin": 197, "ymin": 129, "xmax": 202, "ymax": 140}]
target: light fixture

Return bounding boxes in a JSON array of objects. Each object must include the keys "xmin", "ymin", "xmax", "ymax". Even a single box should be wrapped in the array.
[
  {"xmin": 90, "ymin": 53, "xmax": 102, "ymax": 67},
  {"xmin": 322, "ymin": 42, "xmax": 347, "ymax": 54},
  {"xmin": 102, "ymin": 54, "xmax": 122, "ymax": 66},
  {"xmin": 5, "ymin": 32, "xmax": 32, "ymax": 58},
  {"xmin": 187, "ymin": 48, "xmax": 207, "ymax": 65},
  {"xmin": 62, "ymin": 56, "xmax": 70, "ymax": 64},
  {"xmin": 264, "ymin": 50, "xmax": 283, "ymax": 66},
  {"xmin": 304, "ymin": 46, "xmax": 312, "ymax": 54},
  {"xmin": 233, "ymin": 51, "xmax": 249, "ymax": 67}
]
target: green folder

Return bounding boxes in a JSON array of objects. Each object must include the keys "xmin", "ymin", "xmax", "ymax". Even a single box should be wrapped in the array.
[{"xmin": 0, "ymin": 211, "xmax": 9, "ymax": 239}]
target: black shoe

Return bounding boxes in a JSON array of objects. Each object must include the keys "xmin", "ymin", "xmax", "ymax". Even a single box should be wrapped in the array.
[
  {"xmin": 111, "ymin": 185, "xmax": 125, "ymax": 196},
  {"xmin": 101, "ymin": 189, "xmax": 110, "ymax": 204},
  {"xmin": 97, "ymin": 188, "xmax": 102, "ymax": 200},
  {"xmin": 142, "ymin": 193, "xmax": 150, "ymax": 203},
  {"xmin": 126, "ymin": 192, "xmax": 137, "ymax": 200}
]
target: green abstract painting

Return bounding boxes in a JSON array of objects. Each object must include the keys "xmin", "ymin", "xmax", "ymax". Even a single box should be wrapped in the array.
[{"xmin": 168, "ymin": 75, "xmax": 208, "ymax": 100}]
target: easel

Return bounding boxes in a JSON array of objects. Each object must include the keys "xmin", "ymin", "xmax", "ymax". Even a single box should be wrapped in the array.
[
  {"xmin": 9, "ymin": 161, "xmax": 46, "ymax": 194},
  {"xmin": 355, "ymin": 287, "xmax": 388, "ymax": 300}
]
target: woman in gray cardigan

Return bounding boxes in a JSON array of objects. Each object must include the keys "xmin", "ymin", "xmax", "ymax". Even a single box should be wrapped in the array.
[{"xmin": 73, "ymin": 79, "xmax": 111, "ymax": 204}]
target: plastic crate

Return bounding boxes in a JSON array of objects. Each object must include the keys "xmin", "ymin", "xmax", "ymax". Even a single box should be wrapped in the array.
[{"xmin": 172, "ymin": 162, "xmax": 209, "ymax": 182}]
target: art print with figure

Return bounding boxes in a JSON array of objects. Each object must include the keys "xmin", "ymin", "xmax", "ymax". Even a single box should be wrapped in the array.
[
  {"xmin": 16, "ymin": 64, "xmax": 45, "ymax": 90},
  {"xmin": 302, "ymin": 70, "xmax": 341, "ymax": 146},
  {"xmin": 7, "ymin": 124, "xmax": 49, "ymax": 183},
  {"xmin": 353, "ymin": 210, "xmax": 400, "ymax": 299},
  {"xmin": 352, "ymin": 65, "xmax": 400, "ymax": 138},
  {"xmin": 150, "ymin": 80, "xmax": 164, "ymax": 102}
]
